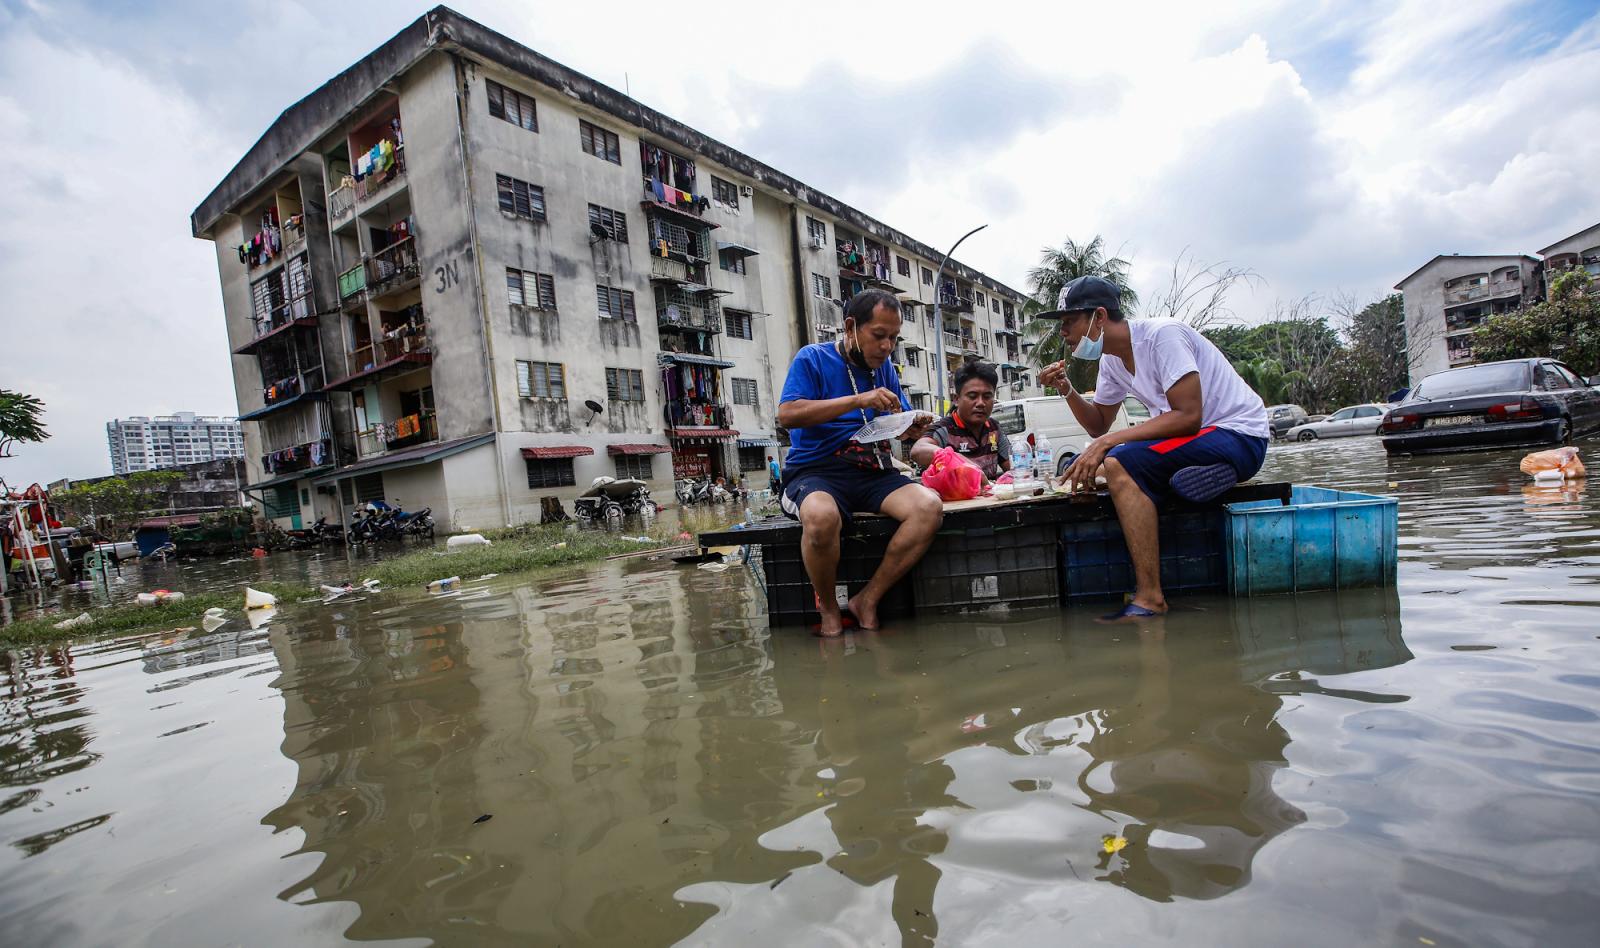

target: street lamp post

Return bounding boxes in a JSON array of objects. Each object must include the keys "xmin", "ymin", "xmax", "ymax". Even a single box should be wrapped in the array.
[{"xmin": 931, "ymin": 224, "xmax": 987, "ymax": 410}]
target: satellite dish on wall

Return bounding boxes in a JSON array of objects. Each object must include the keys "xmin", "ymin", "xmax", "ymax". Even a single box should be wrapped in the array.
[{"xmin": 584, "ymin": 399, "xmax": 605, "ymax": 427}]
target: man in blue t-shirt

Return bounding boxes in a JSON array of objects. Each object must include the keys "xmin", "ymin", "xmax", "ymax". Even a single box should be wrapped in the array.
[{"xmin": 777, "ymin": 289, "xmax": 942, "ymax": 636}]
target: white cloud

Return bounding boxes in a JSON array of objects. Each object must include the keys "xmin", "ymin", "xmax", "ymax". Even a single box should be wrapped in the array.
[{"xmin": 2, "ymin": 0, "xmax": 1596, "ymax": 485}]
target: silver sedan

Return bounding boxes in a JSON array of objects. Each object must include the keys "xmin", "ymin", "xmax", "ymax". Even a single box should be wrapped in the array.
[{"xmin": 1286, "ymin": 403, "xmax": 1388, "ymax": 441}]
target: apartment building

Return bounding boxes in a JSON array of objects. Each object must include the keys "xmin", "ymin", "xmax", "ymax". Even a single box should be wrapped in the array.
[
  {"xmin": 1395, "ymin": 255, "xmax": 1542, "ymax": 381},
  {"xmin": 191, "ymin": 7, "xmax": 1037, "ymax": 531},
  {"xmin": 106, "ymin": 413, "xmax": 244, "ymax": 475},
  {"xmin": 1537, "ymin": 222, "xmax": 1600, "ymax": 294}
]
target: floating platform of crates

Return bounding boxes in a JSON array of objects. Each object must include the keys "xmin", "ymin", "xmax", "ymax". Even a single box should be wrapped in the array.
[{"xmin": 698, "ymin": 482, "xmax": 1398, "ymax": 625}]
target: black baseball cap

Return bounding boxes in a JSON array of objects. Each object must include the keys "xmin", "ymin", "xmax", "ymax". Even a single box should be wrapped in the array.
[{"xmin": 1034, "ymin": 275, "xmax": 1122, "ymax": 320}]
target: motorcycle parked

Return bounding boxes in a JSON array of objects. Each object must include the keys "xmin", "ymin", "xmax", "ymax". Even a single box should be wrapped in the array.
[{"xmin": 575, "ymin": 478, "xmax": 657, "ymax": 529}]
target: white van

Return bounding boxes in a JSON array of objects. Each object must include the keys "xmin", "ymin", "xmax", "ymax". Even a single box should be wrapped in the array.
[{"xmin": 992, "ymin": 394, "xmax": 1144, "ymax": 475}]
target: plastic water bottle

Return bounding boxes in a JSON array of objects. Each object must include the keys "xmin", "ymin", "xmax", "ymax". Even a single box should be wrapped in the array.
[
  {"xmin": 1011, "ymin": 438, "xmax": 1034, "ymax": 486},
  {"xmin": 1033, "ymin": 432, "xmax": 1053, "ymax": 483}
]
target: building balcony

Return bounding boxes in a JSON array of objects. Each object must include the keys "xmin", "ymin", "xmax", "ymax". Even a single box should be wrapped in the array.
[
  {"xmin": 365, "ymin": 236, "xmax": 421, "ymax": 298},
  {"xmin": 339, "ymin": 262, "xmax": 367, "ymax": 301},
  {"xmin": 236, "ymin": 293, "xmax": 317, "ymax": 355},
  {"xmin": 354, "ymin": 142, "xmax": 406, "ymax": 204},
  {"xmin": 642, "ymin": 178, "xmax": 716, "ymax": 227},
  {"xmin": 938, "ymin": 291, "xmax": 975, "ymax": 313},
  {"xmin": 1445, "ymin": 278, "xmax": 1520, "ymax": 306},
  {"xmin": 325, "ymin": 333, "xmax": 432, "ymax": 391},
  {"xmin": 355, "ymin": 411, "xmax": 439, "ymax": 460},
  {"xmin": 261, "ymin": 438, "xmax": 332, "ymax": 476},
  {"xmin": 329, "ymin": 183, "xmax": 356, "ymax": 225},
  {"xmin": 263, "ymin": 367, "xmax": 326, "ymax": 408},
  {"xmin": 655, "ymin": 287, "xmax": 722, "ymax": 333},
  {"xmin": 668, "ymin": 402, "xmax": 731, "ymax": 430}
]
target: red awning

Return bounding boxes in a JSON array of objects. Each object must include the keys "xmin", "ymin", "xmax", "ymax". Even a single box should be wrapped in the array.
[
  {"xmin": 667, "ymin": 428, "xmax": 738, "ymax": 440},
  {"xmin": 521, "ymin": 445, "xmax": 596, "ymax": 459},
  {"xmin": 607, "ymin": 443, "xmax": 672, "ymax": 456}
]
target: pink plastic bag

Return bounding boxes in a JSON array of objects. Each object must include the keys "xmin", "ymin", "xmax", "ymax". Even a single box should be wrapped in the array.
[{"xmin": 921, "ymin": 446, "xmax": 983, "ymax": 501}]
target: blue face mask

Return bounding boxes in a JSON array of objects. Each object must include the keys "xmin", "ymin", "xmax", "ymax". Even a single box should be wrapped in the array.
[{"xmin": 1071, "ymin": 315, "xmax": 1103, "ymax": 361}]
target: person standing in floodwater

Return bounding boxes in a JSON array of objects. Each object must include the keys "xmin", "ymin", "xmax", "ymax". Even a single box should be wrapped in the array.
[
  {"xmin": 776, "ymin": 289, "xmax": 941, "ymax": 636},
  {"xmin": 1040, "ymin": 276, "xmax": 1270, "ymax": 621}
]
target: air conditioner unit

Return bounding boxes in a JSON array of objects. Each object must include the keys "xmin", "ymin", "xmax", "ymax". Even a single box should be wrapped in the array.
[
  {"xmin": 739, "ymin": 185, "xmax": 753, "ymax": 197},
  {"xmin": 809, "ymin": 236, "xmax": 827, "ymax": 250}
]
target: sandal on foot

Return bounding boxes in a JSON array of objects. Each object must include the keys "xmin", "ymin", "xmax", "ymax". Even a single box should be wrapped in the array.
[{"xmin": 1170, "ymin": 463, "xmax": 1239, "ymax": 503}]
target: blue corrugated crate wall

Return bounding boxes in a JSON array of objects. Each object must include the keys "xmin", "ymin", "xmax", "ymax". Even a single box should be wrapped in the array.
[
  {"xmin": 1224, "ymin": 486, "xmax": 1398, "ymax": 596},
  {"xmin": 1061, "ymin": 510, "xmax": 1226, "ymax": 601}
]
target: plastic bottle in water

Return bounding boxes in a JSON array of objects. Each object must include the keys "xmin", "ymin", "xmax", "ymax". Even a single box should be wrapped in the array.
[{"xmin": 1033, "ymin": 432, "xmax": 1053, "ymax": 483}]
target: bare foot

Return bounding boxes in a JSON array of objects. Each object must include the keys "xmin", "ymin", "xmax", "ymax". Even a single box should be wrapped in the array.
[
  {"xmin": 845, "ymin": 593, "xmax": 881, "ymax": 630},
  {"xmin": 815, "ymin": 608, "xmax": 845, "ymax": 637}
]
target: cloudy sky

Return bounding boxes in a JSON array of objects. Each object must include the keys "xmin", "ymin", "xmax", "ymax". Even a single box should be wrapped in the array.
[{"xmin": 2, "ymin": 0, "xmax": 1596, "ymax": 484}]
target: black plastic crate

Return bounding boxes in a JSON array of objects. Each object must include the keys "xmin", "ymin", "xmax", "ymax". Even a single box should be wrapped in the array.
[
  {"xmin": 911, "ymin": 522, "xmax": 1061, "ymax": 613},
  {"xmin": 760, "ymin": 531, "xmax": 915, "ymax": 626},
  {"xmin": 1061, "ymin": 509, "xmax": 1225, "ymax": 601}
]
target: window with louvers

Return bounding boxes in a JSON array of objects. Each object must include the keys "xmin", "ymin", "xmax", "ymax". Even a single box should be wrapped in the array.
[
  {"xmin": 724, "ymin": 310, "xmax": 753, "ymax": 339},
  {"xmin": 496, "ymin": 174, "xmax": 545, "ymax": 220},
  {"xmin": 731, "ymin": 377, "xmax": 759, "ymax": 406},
  {"xmin": 606, "ymin": 367, "xmax": 645, "ymax": 401},
  {"xmin": 588, "ymin": 204, "xmax": 628, "ymax": 241},
  {"xmin": 580, "ymin": 121, "xmax": 621, "ymax": 163},
  {"xmin": 596, "ymin": 285, "xmax": 636, "ymax": 321},
  {"xmin": 517, "ymin": 360, "xmax": 566, "ymax": 398},
  {"xmin": 487, "ymin": 79, "xmax": 538, "ymax": 131},
  {"xmin": 507, "ymin": 269, "xmax": 556, "ymax": 309}
]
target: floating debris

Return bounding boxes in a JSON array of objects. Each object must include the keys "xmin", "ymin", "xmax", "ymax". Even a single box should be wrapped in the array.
[
  {"xmin": 53, "ymin": 613, "xmax": 93, "ymax": 630},
  {"xmin": 1102, "ymin": 835, "xmax": 1128, "ymax": 854}
]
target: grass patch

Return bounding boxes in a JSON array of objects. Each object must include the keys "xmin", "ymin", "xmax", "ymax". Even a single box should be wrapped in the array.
[
  {"xmin": 0, "ymin": 581, "xmax": 314, "ymax": 651},
  {"xmin": 356, "ymin": 522, "xmax": 682, "ymax": 589}
]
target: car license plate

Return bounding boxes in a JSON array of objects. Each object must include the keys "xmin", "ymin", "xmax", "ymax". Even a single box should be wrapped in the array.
[{"xmin": 1430, "ymin": 414, "xmax": 1479, "ymax": 428}]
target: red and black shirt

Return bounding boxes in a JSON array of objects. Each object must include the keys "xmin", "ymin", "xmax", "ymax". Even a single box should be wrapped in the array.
[{"xmin": 926, "ymin": 411, "xmax": 1012, "ymax": 478}]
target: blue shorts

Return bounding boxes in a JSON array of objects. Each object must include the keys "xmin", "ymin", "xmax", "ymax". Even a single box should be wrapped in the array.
[
  {"xmin": 1108, "ymin": 426, "xmax": 1268, "ymax": 503},
  {"xmin": 779, "ymin": 458, "xmax": 917, "ymax": 527}
]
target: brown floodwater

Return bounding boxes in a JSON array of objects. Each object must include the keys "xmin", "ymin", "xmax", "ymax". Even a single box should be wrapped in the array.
[{"xmin": 3, "ymin": 436, "xmax": 1599, "ymax": 945}]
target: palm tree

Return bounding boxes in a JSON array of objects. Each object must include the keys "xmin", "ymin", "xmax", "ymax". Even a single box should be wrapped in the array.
[{"xmin": 1022, "ymin": 237, "xmax": 1139, "ymax": 389}]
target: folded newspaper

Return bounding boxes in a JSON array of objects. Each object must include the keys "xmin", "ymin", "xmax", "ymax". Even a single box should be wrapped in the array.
[{"xmin": 851, "ymin": 411, "xmax": 935, "ymax": 443}]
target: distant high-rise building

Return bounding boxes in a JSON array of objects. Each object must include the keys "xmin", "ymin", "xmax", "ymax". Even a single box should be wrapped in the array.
[{"xmin": 106, "ymin": 413, "xmax": 244, "ymax": 474}]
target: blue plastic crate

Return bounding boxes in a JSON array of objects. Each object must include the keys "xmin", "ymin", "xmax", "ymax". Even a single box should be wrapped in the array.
[
  {"xmin": 1224, "ymin": 486, "xmax": 1398, "ymax": 596},
  {"xmin": 1061, "ymin": 509, "xmax": 1226, "ymax": 602},
  {"xmin": 913, "ymin": 523, "xmax": 1060, "ymax": 613}
]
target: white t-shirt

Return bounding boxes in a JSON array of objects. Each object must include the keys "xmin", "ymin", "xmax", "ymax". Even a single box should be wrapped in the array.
[{"xmin": 1092, "ymin": 318, "xmax": 1270, "ymax": 439}]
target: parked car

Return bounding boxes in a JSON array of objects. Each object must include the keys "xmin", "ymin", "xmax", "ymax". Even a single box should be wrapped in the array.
[
  {"xmin": 992, "ymin": 394, "xmax": 1135, "ymax": 475},
  {"xmin": 1285, "ymin": 404, "xmax": 1388, "ymax": 441},
  {"xmin": 1266, "ymin": 404, "xmax": 1309, "ymax": 437},
  {"xmin": 1381, "ymin": 358, "xmax": 1600, "ymax": 455}
]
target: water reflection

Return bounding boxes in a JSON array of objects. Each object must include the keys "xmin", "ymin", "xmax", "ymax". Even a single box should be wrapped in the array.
[{"xmin": 5, "ymin": 436, "xmax": 1600, "ymax": 944}]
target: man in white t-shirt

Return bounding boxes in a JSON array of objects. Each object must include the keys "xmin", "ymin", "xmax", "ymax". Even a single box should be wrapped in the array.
[{"xmin": 1037, "ymin": 276, "xmax": 1270, "ymax": 620}]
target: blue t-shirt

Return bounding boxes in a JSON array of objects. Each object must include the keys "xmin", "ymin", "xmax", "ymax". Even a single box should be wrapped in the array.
[{"xmin": 779, "ymin": 342, "xmax": 910, "ymax": 470}]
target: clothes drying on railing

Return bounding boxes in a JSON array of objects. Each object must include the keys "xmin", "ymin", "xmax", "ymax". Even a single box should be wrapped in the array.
[
  {"xmin": 355, "ymin": 139, "xmax": 397, "ymax": 181},
  {"xmin": 392, "ymin": 413, "xmax": 422, "ymax": 439}
]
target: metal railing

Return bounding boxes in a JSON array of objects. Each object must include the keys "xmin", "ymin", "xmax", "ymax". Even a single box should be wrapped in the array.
[
  {"xmin": 347, "ymin": 332, "xmax": 430, "ymax": 375},
  {"xmin": 329, "ymin": 183, "xmax": 356, "ymax": 223},
  {"xmin": 366, "ymin": 236, "xmax": 420, "ymax": 295},
  {"xmin": 655, "ymin": 286, "xmax": 722, "ymax": 332},
  {"xmin": 356, "ymin": 412, "xmax": 438, "ymax": 459},
  {"xmin": 647, "ymin": 218, "xmax": 709, "ymax": 259},
  {"xmin": 261, "ymin": 438, "xmax": 332, "ymax": 475},
  {"xmin": 669, "ymin": 403, "xmax": 730, "ymax": 429},
  {"xmin": 261, "ymin": 367, "xmax": 326, "ymax": 406},
  {"xmin": 339, "ymin": 263, "xmax": 367, "ymax": 300},
  {"xmin": 354, "ymin": 145, "xmax": 406, "ymax": 202}
]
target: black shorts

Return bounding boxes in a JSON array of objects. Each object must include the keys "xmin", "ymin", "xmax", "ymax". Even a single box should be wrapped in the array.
[{"xmin": 779, "ymin": 458, "xmax": 916, "ymax": 528}]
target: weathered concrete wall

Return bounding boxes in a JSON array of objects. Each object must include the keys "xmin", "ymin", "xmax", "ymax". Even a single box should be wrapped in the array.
[{"xmin": 441, "ymin": 443, "xmax": 502, "ymax": 531}]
